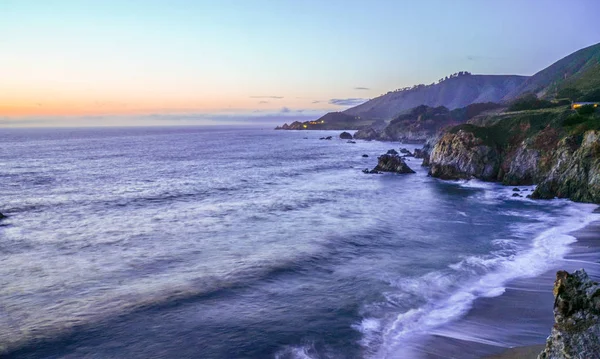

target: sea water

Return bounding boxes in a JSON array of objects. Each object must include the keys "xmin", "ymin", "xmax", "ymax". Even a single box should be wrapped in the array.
[{"xmin": 1, "ymin": 126, "xmax": 598, "ymax": 358}]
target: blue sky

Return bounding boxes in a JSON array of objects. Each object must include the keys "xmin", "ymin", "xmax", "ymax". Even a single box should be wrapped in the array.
[{"xmin": 1, "ymin": 0, "xmax": 599, "ymax": 126}]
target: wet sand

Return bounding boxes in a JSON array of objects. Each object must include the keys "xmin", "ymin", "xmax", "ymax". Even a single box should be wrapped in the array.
[{"xmin": 412, "ymin": 220, "xmax": 600, "ymax": 359}]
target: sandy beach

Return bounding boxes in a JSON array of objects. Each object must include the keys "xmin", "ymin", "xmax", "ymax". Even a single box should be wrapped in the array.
[{"xmin": 408, "ymin": 219, "xmax": 600, "ymax": 359}]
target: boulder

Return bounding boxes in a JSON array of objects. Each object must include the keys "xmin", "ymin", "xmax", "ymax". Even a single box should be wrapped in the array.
[
  {"xmin": 347, "ymin": 140, "xmax": 356, "ymax": 144},
  {"xmin": 362, "ymin": 154, "xmax": 369, "ymax": 158},
  {"xmin": 373, "ymin": 154, "xmax": 415, "ymax": 174},
  {"xmin": 386, "ymin": 149, "xmax": 399, "ymax": 155},
  {"xmin": 340, "ymin": 131, "xmax": 353, "ymax": 140},
  {"xmin": 538, "ymin": 269, "xmax": 600, "ymax": 359},
  {"xmin": 513, "ymin": 188, "xmax": 520, "ymax": 192},
  {"xmin": 362, "ymin": 168, "xmax": 381, "ymax": 174},
  {"xmin": 0, "ymin": 212, "xmax": 5, "ymax": 220},
  {"xmin": 353, "ymin": 128, "xmax": 379, "ymax": 141}
]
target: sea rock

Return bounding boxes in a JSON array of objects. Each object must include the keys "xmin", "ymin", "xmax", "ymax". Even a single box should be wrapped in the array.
[
  {"xmin": 400, "ymin": 148, "xmax": 414, "ymax": 157},
  {"xmin": 386, "ymin": 149, "xmax": 399, "ymax": 155},
  {"xmin": 340, "ymin": 131, "xmax": 353, "ymax": 140},
  {"xmin": 362, "ymin": 168, "xmax": 381, "ymax": 174},
  {"xmin": 0, "ymin": 212, "xmax": 5, "ymax": 220},
  {"xmin": 347, "ymin": 140, "xmax": 356, "ymax": 144},
  {"xmin": 353, "ymin": 127, "xmax": 379, "ymax": 141},
  {"xmin": 532, "ymin": 131, "xmax": 600, "ymax": 203},
  {"xmin": 538, "ymin": 269, "xmax": 600, "ymax": 359},
  {"xmin": 372, "ymin": 154, "xmax": 415, "ymax": 174},
  {"xmin": 319, "ymin": 136, "xmax": 333, "ymax": 140},
  {"xmin": 428, "ymin": 130, "xmax": 500, "ymax": 180},
  {"xmin": 513, "ymin": 188, "xmax": 520, "ymax": 192},
  {"xmin": 362, "ymin": 154, "xmax": 369, "ymax": 158}
]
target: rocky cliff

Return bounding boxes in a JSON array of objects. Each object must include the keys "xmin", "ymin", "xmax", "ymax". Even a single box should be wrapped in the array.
[
  {"xmin": 427, "ymin": 105, "xmax": 600, "ymax": 203},
  {"xmin": 538, "ymin": 269, "xmax": 600, "ymax": 359}
]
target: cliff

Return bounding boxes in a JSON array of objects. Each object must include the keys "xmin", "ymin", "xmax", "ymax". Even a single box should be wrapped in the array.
[
  {"xmin": 538, "ymin": 269, "xmax": 600, "ymax": 359},
  {"xmin": 427, "ymin": 105, "xmax": 600, "ymax": 203}
]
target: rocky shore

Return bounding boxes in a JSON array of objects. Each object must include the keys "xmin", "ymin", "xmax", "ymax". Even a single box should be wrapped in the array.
[{"xmin": 425, "ymin": 107, "xmax": 600, "ymax": 205}]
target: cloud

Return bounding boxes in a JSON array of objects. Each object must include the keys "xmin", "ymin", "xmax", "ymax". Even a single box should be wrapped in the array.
[
  {"xmin": 280, "ymin": 107, "xmax": 291, "ymax": 113},
  {"xmin": 354, "ymin": 87, "xmax": 370, "ymax": 90},
  {"xmin": 258, "ymin": 101, "xmax": 269, "ymax": 104},
  {"xmin": 250, "ymin": 95, "xmax": 284, "ymax": 99},
  {"xmin": 312, "ymin": 100, "xmax": 323, "ymax": 104},
  {"xmin": 328, "ymin": 98, "xmax": 367, "ymax": 106}
]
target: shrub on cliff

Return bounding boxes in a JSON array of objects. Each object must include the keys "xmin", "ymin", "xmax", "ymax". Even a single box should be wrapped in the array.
[
  {"xmin": 577, "ymin": 104, "xmax": 597, "ymax": 115},
  {"xmin": 563, "ymin": 113, "xmax": 587, "ymax": 126},
  {"xmin": 508, "ymin": 94, "xmax": 554, "ymax": 111}
]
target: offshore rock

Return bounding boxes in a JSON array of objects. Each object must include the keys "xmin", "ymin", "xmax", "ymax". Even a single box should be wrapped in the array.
[
  {"xmin": 373, "ymin": 154, "xmax": 415, "ymax": 174},
  {"xmin": 339, "ymin": 131, "xmax": 353, "ymax": 140},
  {"xmin": 532, "ymin": 131, "xmax": 600, "ymax": 203},
  {"xmin": 428, "ymin": 130, "xmax": 500, "ymax": 180},
  {"xmin": 538, "ymin": 269, "xmax": 600, "ymax": 359},
  {"xmin": 0, "ymin": 212, "xmax": 5, "ymax": 220},
  {"xmin": 353, "ymin": 127, "xmax": 379, "ymax": 141},
  {"xmin": 386, "ymin": 149, "xmax": 399, "ymax": 155},
  {"xmin": 400, "ymin": 148, "xmax": 414, "ymax": 157}
]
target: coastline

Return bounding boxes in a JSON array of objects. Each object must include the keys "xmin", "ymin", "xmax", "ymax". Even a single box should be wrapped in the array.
[{"xmin": 408, "ymin": 217, "xmax": 600, "ymax": 359}]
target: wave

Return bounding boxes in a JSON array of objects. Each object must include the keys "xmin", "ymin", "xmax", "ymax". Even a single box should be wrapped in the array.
[{"xmin": 359, "ymin": 200, "xmax": 599, "ymax": 358}]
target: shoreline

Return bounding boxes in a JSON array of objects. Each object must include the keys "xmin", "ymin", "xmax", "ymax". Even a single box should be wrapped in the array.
[
  {"xmin": 484, "ymin": 219, "xmax": 600, "ymax": 359},
  {"xmin": 409, "ymin": 217, "xmax": 600, "ymax": 359}
]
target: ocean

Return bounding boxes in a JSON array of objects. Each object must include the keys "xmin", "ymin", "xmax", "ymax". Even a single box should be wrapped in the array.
[{"xmin": 1, "ymin": 126, "xmax": 598, "ymax": 359}]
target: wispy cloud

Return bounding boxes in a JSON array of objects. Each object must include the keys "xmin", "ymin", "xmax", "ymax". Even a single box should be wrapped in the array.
[
  {"xmin": 250, "ymin": 95, "xmax": 284, "ymax": 99},
  {"xmin": 329, "ymin": 98, "xmax": 367, "ymax": 106},
  {"xmin": 312, "ymin": 100, "xmax": 323, "ymax": 104},
  {"xmin": 354, "ymin": 87, "xmax": 370, "ymax": 90},
  {"xmin": 258, "ymin": 101, "xmax": 269, "ymax": 104},
  {"xmin": 280, "ymin": 107, "xmax": 291, "ymax": 113}
]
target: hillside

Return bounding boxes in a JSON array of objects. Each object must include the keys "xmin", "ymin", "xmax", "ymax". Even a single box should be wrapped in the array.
[
  {"xmin": 503, "ymin": 42, "xmax": 600, "ymax": 100},
  {"xmin": 356, "ymin": 102, "xmax": 503, "ymax": 142},
  {"xmin": 342, "ymin": 74, "xmax": 527, "ymax": 120}
]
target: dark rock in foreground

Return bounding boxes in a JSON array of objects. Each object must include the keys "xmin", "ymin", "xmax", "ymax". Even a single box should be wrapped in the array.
[
  {"xmin": 386, "ymin": 149, "xmax": 399, "ymax": 155},
  {"xmin": 373, "ymin": 154, "xmax": 415, "ymax": 174},
  {"xmin": 538, "ymin": 269, "xmax": 600, "ymax": 359},
  {"xmin": 353, "ymin": 128, "xmax": 379, "ymax": 141},
  {"xmin": 319, "ymin": 136, "xmax": 332, "ymax": 140},
  {"xmin": 0, "ymin": 212, "xmax": 5, "ymax": 220},
  {"xmin": 339, "ymin": 131, "xmax": 353, "ymax": 139},
  {"xmin": 362, "ymin": 168, "xmax": 381, "ymax": 174},
  {"xmin": 362, "ymin": 154, "xmax": 369, "ymax": 158},
  {"xmin": 347, "ymin": 140, "xmax": 356, "ymax": 144}
]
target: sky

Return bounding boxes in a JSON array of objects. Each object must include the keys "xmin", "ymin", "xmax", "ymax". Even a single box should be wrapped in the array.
[{"xmin": 1, "ymin": 0, "xmax": 599, "ymax": 127}]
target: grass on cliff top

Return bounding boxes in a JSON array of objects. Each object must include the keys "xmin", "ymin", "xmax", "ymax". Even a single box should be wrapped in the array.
[{"xmin": 449, "ymin": 107, "xmax": 570, "ymax": 148}]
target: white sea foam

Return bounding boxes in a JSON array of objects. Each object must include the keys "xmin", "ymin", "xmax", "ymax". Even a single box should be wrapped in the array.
[
  {"xmin": 363, "ymin": 197, "xmax": 599, "ymax": 359},
  {"xmin": 274, "ymin": 344, "xmax": 319, "ymax": 359}
]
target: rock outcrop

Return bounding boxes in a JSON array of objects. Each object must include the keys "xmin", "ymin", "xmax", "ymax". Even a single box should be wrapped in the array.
[
  {"xmin": 0, "ymin": 212, "xmax": 5, "ymax": 220},
  {"xmin": 426, "ymin": 105, "xmax": 600, "ymax": 203},
  {"xmin": 538, "ymin": 269, "xmax": 600, "ymax": 359},
  {"xmin": 340, "ymin": 131, "xmax": 353, "ymax": 140},
  {"xmin": 372, "ymin": 154, "xmax": 415, "ymax": 174},
  {"xmin": 532, "ymin": 131, "xmax": 600, "ymax": 203},
  {"xmin": 353, "ymin": 127, "xmax": 379, "ymax": 141},
  {"xmin": 428, "ymin": 130, "xmax": 500, "ymax": 180}
]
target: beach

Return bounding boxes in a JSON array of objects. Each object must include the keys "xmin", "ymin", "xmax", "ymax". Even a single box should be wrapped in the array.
[{"xmin": 412, "ymin": 219, "xmax": 600, "ymax": 359}]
